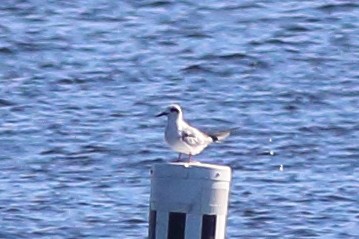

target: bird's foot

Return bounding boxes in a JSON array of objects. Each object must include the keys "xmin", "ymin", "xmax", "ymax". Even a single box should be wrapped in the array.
[{"xmin": 188, "ymin": 154, "xmax": 193, "ymax": 163}]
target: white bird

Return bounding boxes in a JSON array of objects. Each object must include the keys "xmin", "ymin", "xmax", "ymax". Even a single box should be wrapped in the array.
[{"xmin": 156, "ymin": 104, "xmax": 231, "ymax": 162}]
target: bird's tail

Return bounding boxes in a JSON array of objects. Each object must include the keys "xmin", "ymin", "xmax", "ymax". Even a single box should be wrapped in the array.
[{"xmin": 208, "ymin": 130, "xmax": 231, "ymax": 142}]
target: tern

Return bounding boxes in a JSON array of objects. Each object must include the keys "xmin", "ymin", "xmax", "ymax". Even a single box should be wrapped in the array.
[{"xmin": 156, "ymin": 104, "xmax": 231, "ymax": 162}]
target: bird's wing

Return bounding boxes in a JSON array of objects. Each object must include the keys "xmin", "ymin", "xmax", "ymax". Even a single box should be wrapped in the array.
[
  {"xmin": 207, "ymin": 130, "xmax": 231, "ymax": 142},
  {"xmin": 180, "ymin": 126, "xmax": 210, "ymax": 146}
]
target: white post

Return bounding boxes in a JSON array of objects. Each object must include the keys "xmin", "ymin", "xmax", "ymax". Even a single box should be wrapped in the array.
[{"xmin": 148, "ymin": 162, "xmax": 232, "ymax": 239}]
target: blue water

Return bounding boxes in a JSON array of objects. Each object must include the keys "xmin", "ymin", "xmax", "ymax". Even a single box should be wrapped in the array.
[{"xmin": 1, "ymin": 1, "xmax": 359, "ymax": 238}]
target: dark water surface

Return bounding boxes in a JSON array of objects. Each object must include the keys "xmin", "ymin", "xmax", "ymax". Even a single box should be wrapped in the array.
[{"xmin": 1, "ymin": 1, "xmax": 358, "ymax": 238}]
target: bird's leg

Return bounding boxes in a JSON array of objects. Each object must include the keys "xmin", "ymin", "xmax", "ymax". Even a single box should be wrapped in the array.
[
  {"xmin": 177, "ymin": 153, "xmax": 182, "ymax": 161},
  {"xmin": 188, "ymin": 154, "xmax": 192, "ymax": 163}
]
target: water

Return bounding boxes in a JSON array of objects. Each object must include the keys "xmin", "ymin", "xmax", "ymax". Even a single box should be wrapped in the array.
[{"xmin": 1, "ymin": 0, "xmax": 358, "ymax": 238}]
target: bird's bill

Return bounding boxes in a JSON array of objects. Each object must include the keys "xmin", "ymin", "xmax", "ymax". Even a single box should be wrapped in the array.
[{"xmin": 155, "ymin": 112, "xmax": 167, "ymax": 117}]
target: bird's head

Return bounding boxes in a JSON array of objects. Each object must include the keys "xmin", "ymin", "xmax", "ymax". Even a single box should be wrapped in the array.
[{"xmin": 156, "ymin": 104, "xmax": 183, "ymax": 119}]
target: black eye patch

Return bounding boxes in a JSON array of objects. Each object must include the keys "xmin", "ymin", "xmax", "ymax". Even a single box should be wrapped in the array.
[{"xmin": 170, "ymin": 107, "xmax": 179, "ymax": 113}]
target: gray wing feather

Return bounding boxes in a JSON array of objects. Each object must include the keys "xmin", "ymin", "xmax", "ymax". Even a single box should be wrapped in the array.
[{"xmin": 180, "ymin": 127, "xmax": 209, "ymax": 146}]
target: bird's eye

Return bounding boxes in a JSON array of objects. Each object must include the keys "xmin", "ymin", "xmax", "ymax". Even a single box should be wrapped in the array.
[{"xmin": 170, "ymin": 107, "xmax": 179, "ymax": 113}]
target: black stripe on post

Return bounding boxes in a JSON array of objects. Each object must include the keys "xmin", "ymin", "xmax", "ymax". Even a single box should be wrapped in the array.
[
  {"xmin": 167, "ymin": 212, "xmax": 186, "ymax": 239},
  {"xmin": 149, "ymin": 210, "xmax": 156, "ymax": 239},
  {"xmin": 201, "ymin": 214, "xmax": 216, "ymax": 239}
]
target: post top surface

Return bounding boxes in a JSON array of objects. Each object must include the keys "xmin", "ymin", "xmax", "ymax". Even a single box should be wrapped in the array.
[{"xmin": 151, "ymin": 162, "xmax": 232, "ymax": 181}]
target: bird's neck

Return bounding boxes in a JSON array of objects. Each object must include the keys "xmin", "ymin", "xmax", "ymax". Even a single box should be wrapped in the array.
[{"xmin": 166, "ymin": 115, "xmax": 183, "ymax": 130}]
